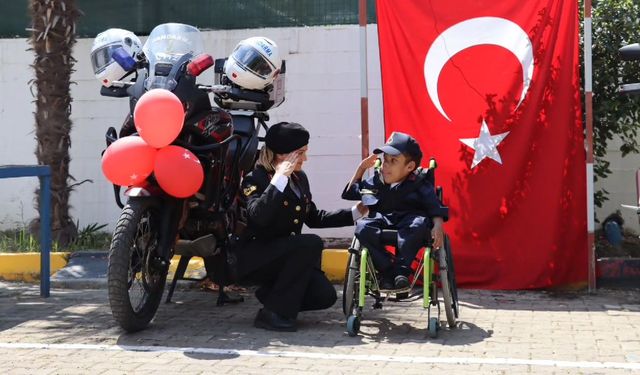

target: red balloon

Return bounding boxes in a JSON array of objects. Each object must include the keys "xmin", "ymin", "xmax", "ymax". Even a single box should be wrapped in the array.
[
  {"xmin": 154, "ymin": 146, "xmax": 204, "ymax": 198},
  {"xmin": 101, "ymin": 136, "xmax": 157, "ymax": 186},
  {"xmin": 133, "ymin": 89, "xmax": 185, "ymax": 148}
]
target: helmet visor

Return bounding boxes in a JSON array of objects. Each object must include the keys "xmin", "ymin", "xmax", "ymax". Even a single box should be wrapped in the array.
[
  {"xmin": 91, "ymin": 44, "xmax": 121, "ymax": 74},
  {"xmin": 233, "ymin": 45, "xmax": 274, "ymax": 77}
]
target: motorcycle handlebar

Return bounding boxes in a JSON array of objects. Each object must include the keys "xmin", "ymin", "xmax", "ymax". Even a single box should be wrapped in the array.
[
  {"xmin": 106, "ymin": 82, "xmax": 253, "ymax": 102},
  {"xmin": 197, "ymin": 84, "xmax": 234, "ymax": 94},
  {"xmin": 109, "ymin": 80, "xmax": 135, "ymax": 88},
  {"xmin": 106, "ymin": 82, "xmax": 228, "ymax": 92}
]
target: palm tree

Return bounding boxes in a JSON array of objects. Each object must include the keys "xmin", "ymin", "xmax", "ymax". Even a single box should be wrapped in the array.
[{"xmin": 28, "ymin": 0, "xmax": 82, "ymax": 246}]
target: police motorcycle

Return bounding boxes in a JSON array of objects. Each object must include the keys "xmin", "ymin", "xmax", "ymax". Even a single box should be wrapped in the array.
[{"xmin": 91, "ymin": 24, "xmax": 286, "ymax": 332}]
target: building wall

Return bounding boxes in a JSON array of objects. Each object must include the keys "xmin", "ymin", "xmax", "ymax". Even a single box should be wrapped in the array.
[{"xmin": 0, "ymin": 25, "xmax": 385, "ymax": 238}]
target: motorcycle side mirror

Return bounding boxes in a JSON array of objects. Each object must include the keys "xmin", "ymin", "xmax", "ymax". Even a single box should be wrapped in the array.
[
  {"xmin": 618, "ymin": 43, "xmax": 640, "ymax": 95},
  {"xmin": 112, "ymin": 47, "xmax": 137, "ymax": 72},
  {"xmin": 187, "ymin": 54, "xmax": 214, "ymax": 77},
  {"xmin": 620, "ymin": 43, "xmax": 640, "ymax": 61}
]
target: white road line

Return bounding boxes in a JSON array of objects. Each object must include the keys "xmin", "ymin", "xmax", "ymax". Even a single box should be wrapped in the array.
[{"xmin": 0, "ymin": 342, "xmax": 639, "ymax": 370}]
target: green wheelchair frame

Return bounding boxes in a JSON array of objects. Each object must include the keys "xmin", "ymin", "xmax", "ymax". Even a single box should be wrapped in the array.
[{"xmin": 342, "ymin": 159, "xmax": 460, "ymax": 338}]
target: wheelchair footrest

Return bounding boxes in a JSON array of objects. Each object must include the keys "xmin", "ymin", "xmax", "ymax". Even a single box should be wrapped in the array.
[{"xmin": 378, "ymin": 286, "xmax": 412, "ymax": 294}]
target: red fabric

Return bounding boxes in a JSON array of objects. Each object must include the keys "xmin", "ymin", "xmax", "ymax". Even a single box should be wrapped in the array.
[{"xmin": 376, "ymin": 0, "xmax": 587, "ymax": 289}]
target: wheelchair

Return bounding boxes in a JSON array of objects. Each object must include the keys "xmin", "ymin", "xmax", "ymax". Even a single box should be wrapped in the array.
[{"xmin": 342, "ymin": 159, "xmax": 459, "ymax": 338}]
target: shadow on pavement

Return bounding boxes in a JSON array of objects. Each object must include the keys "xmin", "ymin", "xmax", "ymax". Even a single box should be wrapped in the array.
[
  {"xmin": 112, "ymin": 288, "xmax": 499, "ymax": 352},
  {"xmin": 0, "ymin": 282, "xmax": 120, "ymax": 339},
  {"xmin": 184, "ymin": 352, "xmax": 241, "ymax": 360},
  {"xmin": 115, "ymin": 289, "xmax": 371, "ymax": 352},
  {"xmin": 354, "ymin": 318, "xmax": 491, "ymax": 346}
]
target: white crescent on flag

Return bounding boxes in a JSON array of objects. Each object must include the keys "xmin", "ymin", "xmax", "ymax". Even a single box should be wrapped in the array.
[{"xmin": 424, "ymin": 17, "xmax": 535, "ymax": 122}]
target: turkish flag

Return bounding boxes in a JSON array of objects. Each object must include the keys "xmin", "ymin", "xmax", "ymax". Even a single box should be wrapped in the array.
[{"xmin": 376, "ymin": 0, "xmax": 587, "ymax": 289}]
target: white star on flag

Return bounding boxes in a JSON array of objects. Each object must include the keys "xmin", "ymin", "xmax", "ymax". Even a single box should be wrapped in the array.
[
  {"xmin": 130, "ymin": 173, "xmax": 138, "ymax": 181},
  {"xmin": 183, "ymin": 152, "xmax": 191, "ymax": 159},
  {"xmin": 460, "ymin": 119, "xmax": 510, "ymax": 169}
]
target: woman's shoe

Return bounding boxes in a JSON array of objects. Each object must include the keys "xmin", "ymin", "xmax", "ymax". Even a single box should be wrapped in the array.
[{"xmin": 254, "ymin": 308, "xmax": 297, "ymax": 332}]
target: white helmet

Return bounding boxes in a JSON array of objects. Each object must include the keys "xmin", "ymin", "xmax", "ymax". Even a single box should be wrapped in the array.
[
  {"xmin": 224, "ymin": 37, "xmax": 282, "ymax": 91},
  {"xmin": 90, "ymin": 28, "xmax": 142, "ymax": 87}
]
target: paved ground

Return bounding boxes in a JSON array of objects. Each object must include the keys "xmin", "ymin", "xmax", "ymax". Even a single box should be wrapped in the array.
[{"xmin": 0, "ymin": 281, "xmax": 639, "ymax": 374}]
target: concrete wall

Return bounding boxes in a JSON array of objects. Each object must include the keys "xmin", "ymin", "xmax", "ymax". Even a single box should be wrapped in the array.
[
  {"xmin": 0, "ymin": 39, "xmax": 41, "ymax": 228},
  {"xmin": 0, "ymin": 25, "xmax": 385, "ymax": 238}
]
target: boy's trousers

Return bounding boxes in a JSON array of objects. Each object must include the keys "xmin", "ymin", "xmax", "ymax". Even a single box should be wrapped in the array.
[{"xmin": 355, "ymin": 213, "xmax": 432, "ymax": 276}]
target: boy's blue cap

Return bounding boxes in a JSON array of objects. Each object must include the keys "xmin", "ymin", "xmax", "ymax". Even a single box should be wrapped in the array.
[{"xmin": 373, "ymin": 132, "xmax": 423, "ymax": 160}]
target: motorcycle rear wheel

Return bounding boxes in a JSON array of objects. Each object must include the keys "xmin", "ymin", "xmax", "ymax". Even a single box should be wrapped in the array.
[{"xmin": 107, "ymin": 198, "xmax": 168, "ymax": 332}]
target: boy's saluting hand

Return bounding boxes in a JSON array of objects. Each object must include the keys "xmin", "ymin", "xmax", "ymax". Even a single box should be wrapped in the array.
[
  {"xmin": 357, "ymin": 154, "xmax": 379, "ymax": 173},
  {"xmin": 347, "ymin": 154, "xmax": 379, "ymax": 190}
]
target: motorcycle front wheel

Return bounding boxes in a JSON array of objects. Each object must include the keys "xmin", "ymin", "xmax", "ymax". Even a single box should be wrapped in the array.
[{"xmin": 107, "ymin": 198, "xmax": 168, "ymax": 332}]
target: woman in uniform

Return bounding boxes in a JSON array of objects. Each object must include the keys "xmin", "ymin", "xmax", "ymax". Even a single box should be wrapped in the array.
[{"xmin": 237, "ymin": 122, "xmax": 364, "ymax": 332}]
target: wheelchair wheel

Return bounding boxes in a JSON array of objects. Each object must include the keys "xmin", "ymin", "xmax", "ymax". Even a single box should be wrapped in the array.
[
  {"xmin": 428, "ymin": 317, "xmax": 439, "ymax": 338},
  {"xmin": 396, "ymin": 291, "xmax": 409, "ymax": 300},
  {"xmin": 446, "ymin": 236, "xmax": 460, "ymax": 319},
  {"xmin": 347, "ymin": 315, "xmax": 361, "ymax": 337},
  {"xmin": 439, "ymin": 235, "xmax": 459, "ymax": 328},
  {"xmin": 342, "ymin": 250, "xmax": 359, "ymax": 317}
]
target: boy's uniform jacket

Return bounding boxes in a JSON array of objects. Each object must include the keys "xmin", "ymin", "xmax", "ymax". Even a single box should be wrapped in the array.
[{"xmin": 342, "ymin": 168, "xmax": 448, "ymax": 223}]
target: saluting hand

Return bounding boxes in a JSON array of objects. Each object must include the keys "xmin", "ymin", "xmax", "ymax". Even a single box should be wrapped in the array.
[
  {"xmin": 275, "ymin": 152, "xmax": 300, "ymax": 177},
  {"xmin": 347, "ymin": 154, "xmax": 379, "ymax": 189},
  {"xmin": 358, "ymin": 154, "xmax": 379, "ymax": 173},
  {"xmin": 346, "ymin": 156, "xmax": 375, "ymax": 219}
]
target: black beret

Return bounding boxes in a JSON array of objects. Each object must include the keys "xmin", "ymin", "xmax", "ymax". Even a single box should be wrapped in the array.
[{"xmin": 265, "ymin": 122, "xmax": 310, "ymax": 154}]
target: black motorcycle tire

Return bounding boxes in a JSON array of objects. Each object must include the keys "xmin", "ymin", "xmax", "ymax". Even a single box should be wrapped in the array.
[{"xmin": 108, "ymin": 198, "xmax": 168, "ymax": 332}]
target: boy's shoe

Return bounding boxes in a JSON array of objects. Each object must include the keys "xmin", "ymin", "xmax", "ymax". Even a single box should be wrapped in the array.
[
  {"xmin": 394, "ymin": 275, "xmax": 410, "ymax": 289},
  {"xmin": 379, "ymin": 272, "xmax": 395, "ymax": 290}
]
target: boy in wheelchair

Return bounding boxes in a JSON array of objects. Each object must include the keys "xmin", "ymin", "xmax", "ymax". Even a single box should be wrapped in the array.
[{"xmin": 342, "ymin": 132, "xmax": 448, "ymax": 291}]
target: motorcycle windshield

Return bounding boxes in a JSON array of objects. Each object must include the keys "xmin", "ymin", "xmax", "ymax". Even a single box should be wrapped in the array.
[{"xmin": 142, "ymin": 23, "xmax": 204, "ymax": 90}]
